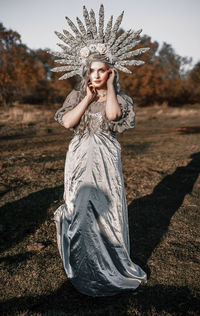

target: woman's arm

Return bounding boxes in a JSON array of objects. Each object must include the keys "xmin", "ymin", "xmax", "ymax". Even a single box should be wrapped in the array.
[
  {"xmin": 62, "ymin": 94, "xmax": 91, "ymax": 129},
  {"xmin": 105, "ymin": 69, "xmax": 122, "ymax": 121},
  {"xmin": 62, "ymin": 82, "xmax": 97, "ymax": 129}
]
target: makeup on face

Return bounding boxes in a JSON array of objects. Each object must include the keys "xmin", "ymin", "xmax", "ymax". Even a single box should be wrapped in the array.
[{"xmin": 89, "ymin": 62, "xmax": 110, "ymax": 88}]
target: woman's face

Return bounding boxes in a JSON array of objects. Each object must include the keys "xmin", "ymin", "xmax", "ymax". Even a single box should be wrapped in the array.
[{"xmin": 88, "ymin": 61, "xmax": 110, "ymax": 89}]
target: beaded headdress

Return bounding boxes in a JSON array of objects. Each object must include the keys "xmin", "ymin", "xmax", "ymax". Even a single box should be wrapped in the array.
[{"xmin": 48, "ymin": 4, "xmax": 150, "ymax": 80}]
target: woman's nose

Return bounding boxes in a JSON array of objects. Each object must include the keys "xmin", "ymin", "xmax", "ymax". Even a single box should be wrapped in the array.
[{"xmin": 94, "ymin": 71, "xmax": 99, "ymax": 78}]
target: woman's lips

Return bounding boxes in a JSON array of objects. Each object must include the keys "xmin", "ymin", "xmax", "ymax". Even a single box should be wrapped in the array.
[{"xmin": 94, "ymin": 80, "xmax": 101, "ymax": 83}]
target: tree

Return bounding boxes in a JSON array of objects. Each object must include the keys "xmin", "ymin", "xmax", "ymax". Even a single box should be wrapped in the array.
[
  {"xmin": 0, "ymin": 23, "xmax": 44, "ymax": 105},
  {"xmin": 186, "ymin": 61, "xmax": 200, "ymax": 103}
]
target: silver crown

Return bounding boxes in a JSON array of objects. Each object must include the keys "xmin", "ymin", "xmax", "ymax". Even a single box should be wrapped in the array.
[{"xmin": 47, "ymin": 4, "xmax": 150, "ymax": 80}]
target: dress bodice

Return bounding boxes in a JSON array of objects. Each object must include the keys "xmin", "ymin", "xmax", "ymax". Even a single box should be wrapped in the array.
[
  {"xmin": 87, "ymin": 111, "xmax": 105, "ymax": 134},
  {"xmin": 85, "ymin": 101, "xmax": 106, "ymax": 133},
  {"xmin": 88, "ymin": 100, "xmax": 106, "ymax": 113}
]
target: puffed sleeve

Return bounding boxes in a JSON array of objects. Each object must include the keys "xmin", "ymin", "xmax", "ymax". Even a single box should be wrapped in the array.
[
  {"xmin": 54, "ymin": 89, "xmax": 80, "ymax": 130},
  {"xmin": 108, "ymin": 93, "xmax": 136, "ymax": 133}
]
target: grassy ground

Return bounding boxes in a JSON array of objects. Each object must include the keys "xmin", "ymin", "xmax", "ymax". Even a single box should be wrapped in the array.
[{"xmin": 0, "ymin": 103, "xmax": 199, "ymax": 316}]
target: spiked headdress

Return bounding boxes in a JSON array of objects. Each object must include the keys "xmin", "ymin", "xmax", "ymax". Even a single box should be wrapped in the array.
[{"xmin": 48, "ymin": 4, "xmax": 150, "ymax": 80}]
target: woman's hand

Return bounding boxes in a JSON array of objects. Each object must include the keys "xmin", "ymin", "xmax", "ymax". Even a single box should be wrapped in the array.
[
  {"xmin": 106, "ymin": 68, "xmax": 116, "ymax": 88},
  {"xmin": 86, "ymin": 80, "xmax": 97, "ymax": 102}
]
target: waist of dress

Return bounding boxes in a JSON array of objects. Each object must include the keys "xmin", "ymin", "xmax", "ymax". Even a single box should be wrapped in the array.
[{"xmin": 74, "ymin": 128, "xmax": 116, "ymax": 137}]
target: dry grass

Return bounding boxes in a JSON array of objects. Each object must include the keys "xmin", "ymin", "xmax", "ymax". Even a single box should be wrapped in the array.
[{"xmin": 0, "ymin": 103, "xmax": 200, "ymax": 316}]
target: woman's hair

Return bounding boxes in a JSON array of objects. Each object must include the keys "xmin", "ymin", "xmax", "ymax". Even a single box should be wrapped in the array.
[{"xmin": 73, "ymin": 53, "xmax": 123, "ymax": 140}]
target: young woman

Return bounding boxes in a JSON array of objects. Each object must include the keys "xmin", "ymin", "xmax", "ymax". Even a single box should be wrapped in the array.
[{"xmin": 50, "ymin": 4, "xmax": 150, "ymax": 297}]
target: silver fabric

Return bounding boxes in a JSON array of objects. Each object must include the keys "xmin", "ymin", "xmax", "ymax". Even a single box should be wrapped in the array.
[{"xmin": 54, "ymin": 103, "xmax": 147, "ymax": 297}]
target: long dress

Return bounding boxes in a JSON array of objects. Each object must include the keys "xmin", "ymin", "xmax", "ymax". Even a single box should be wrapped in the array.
[{"xmin": 53, "ymin": 89, "xmax": 147, "ymax": 297}]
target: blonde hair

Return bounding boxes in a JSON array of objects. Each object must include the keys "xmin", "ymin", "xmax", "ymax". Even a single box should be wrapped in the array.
[{"xmin": 73, "ymin": 53, "xmax": 123, "ymax": 140}]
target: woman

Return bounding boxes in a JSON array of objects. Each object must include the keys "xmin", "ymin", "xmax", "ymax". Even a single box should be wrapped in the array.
[{"xmin": 50, "ymin": 4, "xmax": 150, "ymax": 297}]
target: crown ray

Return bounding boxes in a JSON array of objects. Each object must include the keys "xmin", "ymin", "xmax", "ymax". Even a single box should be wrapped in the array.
[
  {"xmin": 104, "ymin": 16, "xmax": 113, "ymax": 42},
  {"xmin": 58, "ymin": 70, "xmax": 81, "ymax": 80},
  {"xmin": 56, "ymin": 43, "xmax": 77, "ymax": 55},
  {"xmin": 98, "ymin": 4, "xmax": 104, "ymax": 40},
  {"xmin": 114, "ymin": 63, "xmax": 132, "ymax": 73},
  {"xmin": 46, "ymin": 50, "xmax": 68, "ymax": 58},
  {"xmin": 83, "ymin": 5, "xmax": 93, "ymax": 39},
  {"xmin": 65, "ymin": 16, "xmax": 82, "ymax": 40},
  {"xmin": 76, "ymin": 17, "xmax": 87, "ymax": 37},
  {"xmin": 118, "ymin": 60, "xmax": 145, "ymax": 66},
  {"xmin": 118, "ymin": 29, "xmax": 142, "ymax": 50},
  {"xmin": 55, "ymin": 31, "xmax": 73, "ymax": 47},
  {"xmin": 111, "ymin": 29, "xmax": 132, "ymax": 51},
  {"xmin": 54, "ymin": 59, "xmax": 80, "ymax": 65},
  {"xmin": 89, "ymin": 9, "xmax": 98, "ymax": 39},
  {"xmin": 63, "ymin": 29, "xmax": 79, "ymax": 46},
  {"xmin": 108, "ymin": 11, "xmax": 124, "ymax": 46},
  {"xmin": 115, "ymin": 40, "xmax": 141, "ymax": 56},
  {"xmin": 51, "ymin": 65, "xmax": 80, "ymax": 72},
  {"xmin": 118, "ymin": 47, "xmax": 150, "ymax": 60},
  {"xmin": 58, "ymin": 41, "xmax": 86, "ymax": 52},
  {"xmin": 56, "ymin": 43, "xmax": 73, "ymax": 54}
]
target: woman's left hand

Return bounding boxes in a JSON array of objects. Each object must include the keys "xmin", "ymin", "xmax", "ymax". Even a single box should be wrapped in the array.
[{"xmin": 106, "ymin": 69, "xmax": 116, "ymax": 88}]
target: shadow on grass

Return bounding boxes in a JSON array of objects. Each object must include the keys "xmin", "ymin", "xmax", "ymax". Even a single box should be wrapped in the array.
[
  {"xmin": 0, "ymin": 185, "xmax": 64, "ymax": 254},
  {"xmin": 128, "ymin": 152, "xmax": 200, "ymax": 269},
  {"xmin": 2, "ymin": 284, "xmax": 199, "ymax": 315}
]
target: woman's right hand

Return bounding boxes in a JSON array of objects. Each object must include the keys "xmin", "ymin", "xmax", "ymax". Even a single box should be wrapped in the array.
[{"xmin": 86, "ymin": 80, "xmax": 97, "ymax": 102}]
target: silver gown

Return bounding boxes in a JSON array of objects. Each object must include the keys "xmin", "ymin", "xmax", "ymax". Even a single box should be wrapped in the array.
[{"xmin": 53, "ymin": 89, "xmax": 147, "ymax": 297}]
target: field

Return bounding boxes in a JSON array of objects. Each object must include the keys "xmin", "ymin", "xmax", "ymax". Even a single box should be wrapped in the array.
[{"xmin": 0, "ymin": 102, "xmax": 200, "ymax": 316}]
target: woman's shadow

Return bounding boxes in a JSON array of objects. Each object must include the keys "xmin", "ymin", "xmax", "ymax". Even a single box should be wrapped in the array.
[{"xmin": 128, "ymin": 152, "xmax": 200, "ymax": 273}]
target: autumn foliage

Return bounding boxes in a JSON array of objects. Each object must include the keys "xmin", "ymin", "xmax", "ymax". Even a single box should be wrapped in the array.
[{"xmin": 0, "ymin": 22, "xmax": 199, "ymax": 107}]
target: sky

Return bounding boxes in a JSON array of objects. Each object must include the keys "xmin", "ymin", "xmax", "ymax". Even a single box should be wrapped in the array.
[{"xmin": 1, "ymin": 0, "xmax": 200, "ymax": 68}]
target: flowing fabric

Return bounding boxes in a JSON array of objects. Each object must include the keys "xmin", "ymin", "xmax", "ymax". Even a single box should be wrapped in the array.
[{"xmin": 54, "ymin": 90, "xmax": 147, "ymax": 296}]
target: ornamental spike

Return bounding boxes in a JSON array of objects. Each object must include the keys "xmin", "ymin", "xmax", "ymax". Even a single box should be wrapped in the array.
[
  {"xmin": 118, "ymin": 47, "xmax": 150, "ymax": 60},
  {"xmin": 54, "ymin": 59, "xmax": 80, "ymax": 65},
  {"xmin": 111, "ymin": 29, "xmax": 132, "ymax": 51},
  {"xmin": 114, "ymin": 63, "xmax": 132, "ymax": 73},
  {"xmin": 118, "ymin": 29, "xmax": 143, "ymax": 50},
  {"xmin": 89, "ymin": 9, "xmax": 98, "ymax": 39},
  {"xmin": 115, "ymin": 40, "xmax": 142, "ymax": 57},
  {"xmin": 56, "ymin": 43, "xmax": 73, "ymax": 54},
  {"xmin": 65, "ymin": 17, "xmax": 82, "ymax": 40},
  {"xmin": 76, "ymin": 17, "xmax": 87, "ymax": 37},
  {"xmin": 58, "ymin": 70, "xmax": 81, "ymax": 80},
  {"xmin": 83, "ymin": 5, "xmax": 93, "ymax": 39},
  {"xmin": 63, "ymin": 29, "xmax": 78, "ymax": 47},
  {"xmin": 54, "ymin": 31, "xmax": 72, "ymax": 47},
  {"xmin": 104, "ymin": 16, "xmax": 113, "ymax": 42},
  {"xmin": 118, "ymin": 60, "xmax": 145, "ymax": 66},
  {"xmin": 98, "ymin": 4, "xmax": 104, "ymax": 40},
  {"xmin": 46, "ymin": 50, "xmax": 68, "ymax": 58},
  {"xmin": 108, "ymin": 11, "xmax": 124, "ymax": 46},
  {"xmin": 51, "ymin": 65, "xmax": 79, "ymax": 72}
]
